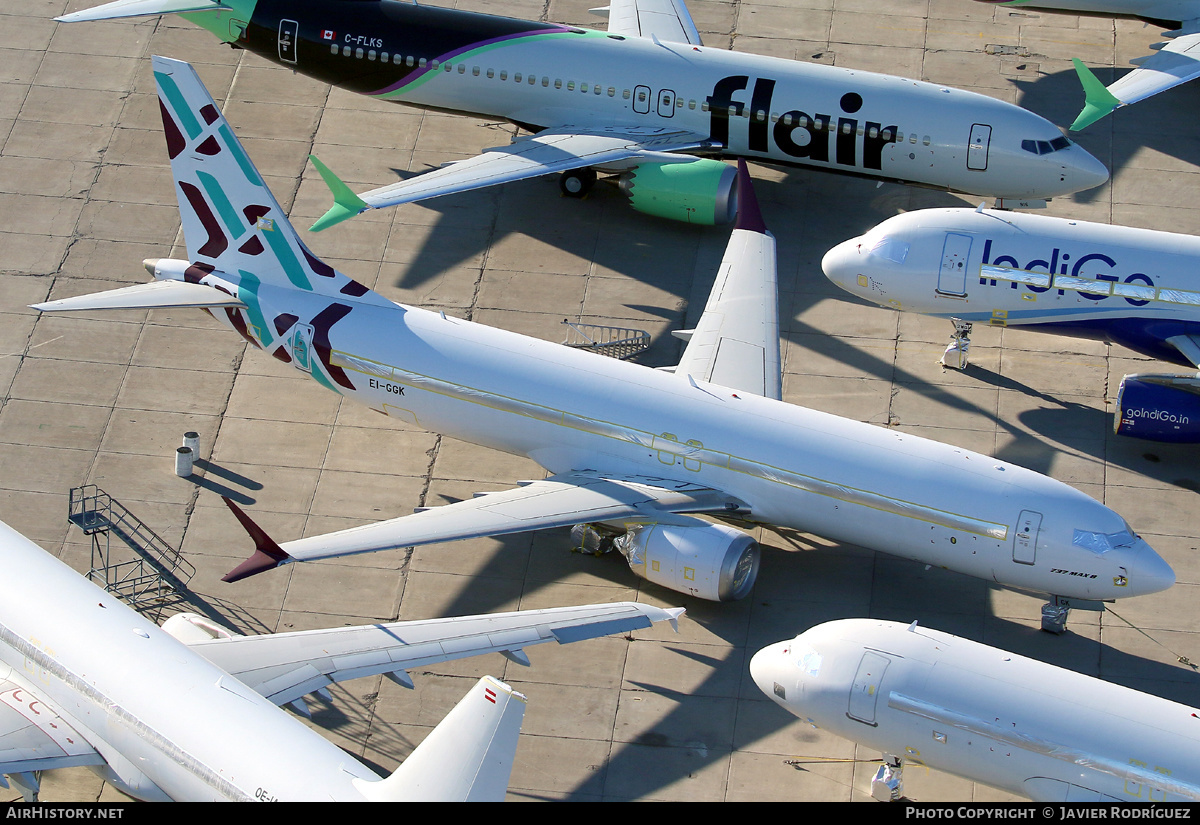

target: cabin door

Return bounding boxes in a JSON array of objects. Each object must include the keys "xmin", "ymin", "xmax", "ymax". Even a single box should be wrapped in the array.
[
  {"xmin": 278, "ymin": 19, "xmax": 299, "ymax": 64},
  {"xmin": 847, "ymin": 651, "xmax": 890, "ymax": 725},
  {"xmin": 937, "ymin": 233, "xmax": 972, "ymax": 296},
  {"xmin": 1013, "ymin": 509, "xmax": 1042, "ymax": 565},
  {"xmin": 967, "ymin": 123, "xmax": 991, "ymax": 171}
]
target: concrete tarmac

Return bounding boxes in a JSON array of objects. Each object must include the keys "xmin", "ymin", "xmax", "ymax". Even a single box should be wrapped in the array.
[{"xmin": 1, "ymin": 0, "xmax": 1198, "ymax": 803}]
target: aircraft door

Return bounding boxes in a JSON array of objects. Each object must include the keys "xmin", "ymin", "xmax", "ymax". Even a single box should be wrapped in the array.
[
  {"xmin": 847, "ymin": 651, "xmax": 890, "ymax": 725},
  {"xmin": 633, "ymin": 85, "xmax": 651, "ymax": 114},
  {"xmin": 657, "ymin": 89, "xmax": 677, "ymax": 117},
  {"xmin": 1013, "ymin": 509, "xmax": 1042, "ymax": 565},
  {"xmin": 967, "ymin": 123, "xmax": 991, "ymax": 171},
  {"xmin": 278, "ymin": 19, "xmax": 299, "ymax": 64},
  {"xmin": 290, "ymin": 323, "xmax": 315, "ymax": 373},
  {"xmin": 937, "ymin": 233, "xmax": 972, "ymax": 296}
]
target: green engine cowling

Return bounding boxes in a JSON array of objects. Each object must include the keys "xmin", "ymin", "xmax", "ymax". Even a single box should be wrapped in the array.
[{"xmin": 618, "ymin": 159, "xmax": 738, "ymax": 224}]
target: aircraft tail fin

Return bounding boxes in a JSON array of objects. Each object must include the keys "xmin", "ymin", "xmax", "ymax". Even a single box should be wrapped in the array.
[
  {"xmin": 355, "ymin": 676, "xmax": 526, "ymax": 802},
  {"xmin": 56, "ymin": 0, "xmax": 220, "ymax": 23},
  {"xmin": 151, "ymin": 55, "xmax": 378, "ymax": 302}
]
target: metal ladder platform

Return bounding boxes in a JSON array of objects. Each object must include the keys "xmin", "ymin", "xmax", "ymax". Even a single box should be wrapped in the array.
[
  {"xmin": 68, "ymin": 485, "xmax": 195, "ymax": 607},
  {"xmin": 561, "ymin": 319, "xmax": 650, "ymax": 360}
]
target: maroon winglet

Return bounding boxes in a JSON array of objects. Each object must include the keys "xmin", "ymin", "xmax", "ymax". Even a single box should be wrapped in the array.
[
  {"xmin": 220, "ymin": 497, "xmax": 292, "ymax": 583},
  {"xmin": 734, "ymin": 158, "xmax": 769, "ymax": 235}
]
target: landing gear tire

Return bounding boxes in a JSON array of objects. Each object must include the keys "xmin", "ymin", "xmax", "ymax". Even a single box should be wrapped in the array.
[
  {"xmin": 1041, "ymin": 596, "xmax": 1071, "ymax": 634},
  {"xmin": 871, "ymin": 755, "xmax": 904, "ymax": 801},
  {"xmin": 940, "ymin": 317, "xmax": 973, "ymax": 370},
  {"xmin": 560, "ymin": 168, "xmax": 596, "ymax": 198}
]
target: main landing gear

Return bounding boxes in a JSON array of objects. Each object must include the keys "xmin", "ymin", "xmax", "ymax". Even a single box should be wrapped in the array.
[
  {"xmin": 940, "ymin": 317, "xmax": 972, "ymax": 370},
  {"xmin": 559, "ymin": 168, "xmax": 597, "ymax": 198}
]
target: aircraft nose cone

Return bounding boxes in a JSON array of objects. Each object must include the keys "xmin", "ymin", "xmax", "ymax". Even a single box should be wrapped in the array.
[
  {"xmin": 821, "ymin": 238, "xmax": 861, "ymax": 290},
  {"xmin": 1125, "ymin": 538, "xmax": 1175, "ymax": 597},
  {"xmin": 749, "ymin": 641, "xmax": 790, "ymax": 701},
  {"xmin": 1065, "ymin": 145, "xmax": 1109, "ymax": 194}
]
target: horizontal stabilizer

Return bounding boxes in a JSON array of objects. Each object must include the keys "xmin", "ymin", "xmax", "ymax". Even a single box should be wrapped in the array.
[
  {"xmin": 56, "ymin": 0, "xmax": 221, "ymax": 23},
  {"xmin": 356, "ymin": 677, "xmax": 526, "ymax": 801},
  {"xmin": 30, "ymin": 280, "xmax": 246, "ymax": 312}
]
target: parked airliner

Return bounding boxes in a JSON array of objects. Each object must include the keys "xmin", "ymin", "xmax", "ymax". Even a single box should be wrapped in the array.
[
  {"xmin": 821, "ymin": 207, "xmax": 1200, "ymax": 441},
  {"xmin": 976, "ymin": 0, "xmax": 1200, "ymax": 129},
  {"xmin": 751, "ymin": 618, "xmax": 1200, "ymax": 802},
  {"xmin": 32, "ymin": 56, "xmax": 1173, "ymax": 632},
  {"xmin": 0, "ymin": 517, "xmax": 682, "ymax": 801},
  {"xmin": 57, "ymin": 0, "xmax": 1108, "ymax": 226}
]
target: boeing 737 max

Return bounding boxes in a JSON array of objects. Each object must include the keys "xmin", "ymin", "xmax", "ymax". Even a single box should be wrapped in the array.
[
  {"xmin": 32, "ymin": 56, "xmax": 1173, "ymax": 634},
  {"xmin": 751, "ymin": 619, "xmax": 1200, "ymax": 802},
  {"xmin": 0, "ymin": 518, "xmax": 683, "ymax": 801},
  {"xmin": 57, "ymin": 0, "xmax": 1108, "ymax": 226},
  {"xmin": 821, "ymin": 207, "xmax": 1200, "ymax": 441}
]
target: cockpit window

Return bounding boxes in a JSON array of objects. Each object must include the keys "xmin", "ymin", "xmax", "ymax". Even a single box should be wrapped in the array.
[
  {"xmin": 1072, "ymin": 528, "xmax": 1136, "ymax": 554},
  {"xmin": 1022, "ymin": 136, "xmax": 1073, "ymax": 155},
  {"xmin": 869, "ymin": 237, "xmax": 909, "ymax": 264}
]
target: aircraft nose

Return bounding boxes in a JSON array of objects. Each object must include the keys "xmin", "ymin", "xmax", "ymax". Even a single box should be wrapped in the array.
[
  {"xmin": 1063, "ymin": 145, "xmax": 1109, "ymax": 194},
  {"xmin": 1122, "ymin": 537, "xmax": 1176, "ymax": 597},
  {"xmin": 821, "ymin": 238, "xmax": 862, "ymax": 290},
  {"xmin": 749, "ymin": 641, "xmax": 791, "ymax": 701}
]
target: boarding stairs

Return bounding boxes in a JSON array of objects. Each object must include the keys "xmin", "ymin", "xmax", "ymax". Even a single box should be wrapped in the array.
[{"xmin": 68, "ymin": 485, "xmax": 195, "ymax": 607}]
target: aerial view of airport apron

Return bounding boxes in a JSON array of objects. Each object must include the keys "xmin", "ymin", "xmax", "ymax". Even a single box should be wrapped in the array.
[{"xmin": 0, "ymin": 0, "xmax": 1196, "ymax": 803}]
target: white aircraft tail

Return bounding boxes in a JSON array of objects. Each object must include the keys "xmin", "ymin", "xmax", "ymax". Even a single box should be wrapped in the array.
[{"xmin": 355, "ymin": 676, "xmax": 527, "ymax": 802}]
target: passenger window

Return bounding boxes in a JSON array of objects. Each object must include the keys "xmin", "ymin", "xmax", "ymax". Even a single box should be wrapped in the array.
[
  {"xmin": 330, "ymin": 44, "xmax": 338, "ymax": 55},
  {"xmin": 368, "ymin": 50, "xmax": 376, "ymax": 61}
]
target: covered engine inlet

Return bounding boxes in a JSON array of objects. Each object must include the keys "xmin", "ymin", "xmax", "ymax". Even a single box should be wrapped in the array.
[{"xmin": 573, "ymin": 519, "xmax": 759, "ymax": 601}]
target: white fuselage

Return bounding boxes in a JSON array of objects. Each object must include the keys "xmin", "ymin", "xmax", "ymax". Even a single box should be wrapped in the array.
[
  {"xmin": 980, "ymin": 0, "xmax": 1192, "ymax": 24},
  {"xmin": 751, "ymin": 619, "xmax": 1200, "ymax": 802},
  {"xmin": 821, "ymin": 208, "xmax": 1200, "ymax": 364},
  {"xmin": 0, "ymin": 521, "xmax": 381, "ymax": 801},
  {"xmin": 204, "ymin": 268, "xmax": 1173, "ymax": 603},
  {"xmin": 224, "ymin": 0, "xmax": 1109, "ymax": 200}
]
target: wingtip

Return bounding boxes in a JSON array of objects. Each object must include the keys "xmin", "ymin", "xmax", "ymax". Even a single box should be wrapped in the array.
[
  {"xmin": 308, "ymin": 155, "xmax": 368, "ymax": 232},
  {"xmin": 220, "ymin": 496, "xmax": 291, "ymax": 582},
  {"xmin": 1070, "ymin": 58, "xmax": 1120, "ymax": 131},
  {"xmin": 733, "ymin": 159, "xmax": 768, "ymax": 235},
  {"xmin": 665, "ymin": 606, "xmax": 686, "ymax": 632}
]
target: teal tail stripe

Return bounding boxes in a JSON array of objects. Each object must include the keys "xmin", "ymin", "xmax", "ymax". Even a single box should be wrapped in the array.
[
  {"xmin": 155, "ymin": 70, "xmax": 202, "ymax": 139},
  {"xmin": 196, "ymin": 170, "xmax": 246, "ymax": 241},
  {"xmin": 219, "ymin": 123, "xmax": 262, "ymax": 186},
  {"xmin": 260, "ymin": 229, "xmax": 313, "ymax": 292},
  {"xmin": 235, "ymin": 270, "xmax": 273, "ymax": 347}
]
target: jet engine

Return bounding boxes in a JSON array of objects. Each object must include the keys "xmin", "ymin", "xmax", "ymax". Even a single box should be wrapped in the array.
[
  {"xmin": 1114, "ymin": 373, "xmax": 1200, "ymax": 442},
  {"xmin": 618, "ymin": 159, "xmax": 738, "ymax": 225},
  {"xmin": 573, "ymin": 518, "xmax": 759, "ymax": 601}
]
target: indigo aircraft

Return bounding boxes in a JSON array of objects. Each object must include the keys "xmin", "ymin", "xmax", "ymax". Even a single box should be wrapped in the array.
[
  {"xmin": 751, "ymin": 618, "xmax": 1200, "ymax": 802},
  {"xmin": 976, "ymin": 0, "xmax": 1200, "ymax": 130},
  {"xmin": 821, "ymin": 207, "xmax": 1200, "ymax": 441},
  {"xmin": 0, "ymin": 517, "xmax": 682, "ymax": 801},
  {"xmin": 57, "ymin": 0, "xmax": 1108, "ymax": 225},
  {"xmin": 32, "ymin": 57, "xmax": 1173, "ymax": 633}
]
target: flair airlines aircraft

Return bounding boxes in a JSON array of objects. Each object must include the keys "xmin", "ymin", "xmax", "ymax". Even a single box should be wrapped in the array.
[
  {"xmin": 0, "ymin": 518, "xmax": 683, "ymax": 802},
  {"xmin": 56, "ymin": 0, "xmax": 1108, "ymax": 226},
  {"xmin": 750, "ymin": 619, "xmax": 1200, "ymax": 802},
  {"xmin": 976, "ymin": 0, "xmax": 1200, "ymax": 130},
  {"xmin": 32, "ymin": 57, "xmax": 1173, "ymax": 633},
  {"xmin": 821, "ymin": 207, "xmax": 1200, "ymax": 441}
]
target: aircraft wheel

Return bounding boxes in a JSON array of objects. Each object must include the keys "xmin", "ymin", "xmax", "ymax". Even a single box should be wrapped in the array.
[{"xmin": 560, "ymin": 168, "xmax": 596, "ymax": 198}]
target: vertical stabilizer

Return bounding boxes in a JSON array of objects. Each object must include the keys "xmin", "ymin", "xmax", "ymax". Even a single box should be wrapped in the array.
[
  {"xmin": 355, "ymin": 676, "xmax": 526, "ymax": 801},
  {"xmin": 151, "ymin": 55, "xmax": 378, "ymax": 303}
]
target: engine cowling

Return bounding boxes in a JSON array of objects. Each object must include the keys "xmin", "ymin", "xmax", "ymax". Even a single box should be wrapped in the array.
[
  {"xmin": 577, "ymin": 519, "xmax": 759, "ymax": 601},
  {"xmin": 1115, "ymin": 373, "xmax": 1200, "ymax": 442},
  {"xmin": 618, "ymin": 159, "xmax": 738, "ymax": 225}
]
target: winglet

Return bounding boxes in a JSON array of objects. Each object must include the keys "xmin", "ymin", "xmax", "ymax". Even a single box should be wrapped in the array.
[
  {"xmin": 308, "ymin": 155, "xmax": 370, "ymax": 232},
  {"xmin": 220, "ymin": 497, "xmax": 293, "ymax": 583},
  {"xmin": 1070, "ymin": 58, "xmax": 1121, "ymax": 131},
  {"xmin": 733, "ymin": 159, "xmax": 768, "ymax": 235}
]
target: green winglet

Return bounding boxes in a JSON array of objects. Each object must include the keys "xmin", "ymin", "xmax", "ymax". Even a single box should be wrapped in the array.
[
  {"xmin": 308, "ymin": 154, "xmax": 369, "ymax": 232},
  {"xmin": 1070, "ymin": 58, "xmax": 1121, "ymax": 132}
]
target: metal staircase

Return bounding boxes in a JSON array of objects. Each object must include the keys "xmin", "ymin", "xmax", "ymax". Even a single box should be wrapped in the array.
[
  {"xmin": 68, "ymin": 485, "xmax": 195, "ymax": 607},
  {"xmin": 560, "ymin": 319, "xmax": 650, "ymax": 360}
]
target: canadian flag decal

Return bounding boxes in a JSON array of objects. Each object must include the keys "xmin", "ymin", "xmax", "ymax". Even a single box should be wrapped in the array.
[{"xmin": 322, "ymin": 30, "xmax": 336, "ymax": 40}]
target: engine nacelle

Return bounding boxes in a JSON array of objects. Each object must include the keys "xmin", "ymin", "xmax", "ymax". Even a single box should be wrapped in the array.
[
  {"xmin": 1114, "ymin": 373, "xmax": 1200, "ymax": 442},
  {"xmin": 578, "ymin": 519, "xmax": 759, "ymax": 601},
  {"xmin": 618, "ymin": 159, "xmax": 738, "ymax": 225}
]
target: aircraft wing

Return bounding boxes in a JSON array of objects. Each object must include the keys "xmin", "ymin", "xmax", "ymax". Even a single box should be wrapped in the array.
[
  {"xmin": 672, "ymin": 160, "xmax": 782, "ymax": 400},
  {"xmin": 1167, "ymin": 333, "xmax": 1200, "ymax": 369},
  {"xmin": 593, "ymin": 0, "xmax": 703, "ymax": 46},
  {"xmin": 1071, "ymin": 29, "xmax": 1200, "ymax": 129},
  {"xmin": 310, "ymin": 126, "xmax": 713, "ymax": 231},
  {"xmin": 55, "ymin": 0, "xmax": 222, "ymax": 23},
  {"xmin": 31, "ymin": 279, "xmax": 246, "ymax": 312},
  {"xmin": 0, "ymin": 677, "xmax": 106, "ymax": 784},
  {"xmin": 223, "ymin": 471, "xmax": 742, "ymax": 581},
  {"xmin": 184, "ymin": 602, "xmax": 684, "ymax": 708}
]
